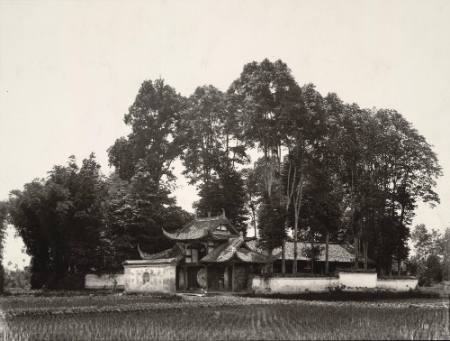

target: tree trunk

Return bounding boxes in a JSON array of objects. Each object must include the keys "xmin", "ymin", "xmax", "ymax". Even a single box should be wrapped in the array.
[
  {"xmin": 268, "ymin": 249, "xmax": 274, "ymax": 274},
  {"xmin": 293, "ymin": 238, "xmax": 298, "ymax": 274},
  {"xmin": 325, "ymin": 232, "xmax": 330, "ymax": 275},
  {"xmin": 252, "ymin": 212, "xmax": 257, "ymax": 238},
  {"xmin": 292, "ymin": 177, "xmax": 303, "ymax": 275},
  {"xmin": 363, "ymin": 240, "xmax": 368, "ymax": 270},
  {"xmin": 354, "ymin": 236, "xmax": 359, "ymax": 269}
]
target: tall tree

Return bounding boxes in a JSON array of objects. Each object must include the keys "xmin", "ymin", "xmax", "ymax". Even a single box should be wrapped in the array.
[
  {"xmin": 107, "ymin": 79, "xmax": 191, "ymax": 259},
  {"xmin": 181, "ymin": 85, "xmax": 246, "ymax": 183},
  {"xmin": 108, "ymin": 79, "xmax": 186, "ymax": 183},
  {"xmin": 228, "ymin": 59, "xmax": 303, "ymax": 197},
  {"xmin": 180, "ymin": 85, "xmax": 248, "ymax": 227},
  {"xmin": 282, "ymin": 84, "xmax": 329, "ymax": 274},
  {"xmin": 330, "ymin": 101, "xmax": 441, "ymax": 273},
  {"xmin": 229, "ymin": 59, "xmax": 303, "ymax": 267},
  {"xmin": 257, "ymin": 194, "xmax": 286, "ymax": 256},
  {"xmin": 241, "ymin": 167, "xmax": 263, "ymax": 237}
]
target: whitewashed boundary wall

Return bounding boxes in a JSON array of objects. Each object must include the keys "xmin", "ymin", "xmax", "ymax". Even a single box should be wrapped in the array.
[
  {"xmin": 376, "ymin": 278, "xmax": 418, "ymax": 291},
  {"xmin": 85, "ymin": 274, "xmax": 125, "ymax": 290},
  {"xmin": 252, "ymin": 272, "xmax": 418, "ymax": 294},
  {"xmin": 338, "ymin": 272, "xmax": 377, "ymax": 289},
  {"xmin": 252, "ymin": 277, "xmax": 339, "ymax": 294}
]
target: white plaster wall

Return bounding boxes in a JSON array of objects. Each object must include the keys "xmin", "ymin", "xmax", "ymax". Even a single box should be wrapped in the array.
[
  {"xmin": 377, "ymin": 279, "xmax": 418, "ymax": 291},
  {"xmin": 124, "ymin": 264, "xmax": 176, "ymax": 293},
  {"xmin": 338, "ymin": 272, "xmax": 377, "ymax": 289},
  {"xmin": 85, "ymin": 274, "xmax": 124, "ymax": 289},
  {"xmin": 252, "ymin": 277, "xmax": 339, "ymax": 294}
]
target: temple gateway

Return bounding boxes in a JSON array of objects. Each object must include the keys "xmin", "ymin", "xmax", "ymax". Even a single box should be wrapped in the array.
[{"xmin": 123, "ymin": 213, "xmax": 270, "ymax": 293}]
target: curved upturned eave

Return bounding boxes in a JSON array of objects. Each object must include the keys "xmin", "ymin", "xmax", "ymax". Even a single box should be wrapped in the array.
[
  {"xmin": 162, "ymin": 228, "xmax": 208, "ymax": 241},
  {"xmin": 137, "ymin": 243, "xmax": 151, "ymax": 259},
  {"xmin": 162, "ymin": 228, "xmax": 177, "ymax": 239}
]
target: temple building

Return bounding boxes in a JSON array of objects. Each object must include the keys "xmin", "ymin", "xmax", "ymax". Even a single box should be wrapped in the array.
[
  {"xmin": 123, "ymin": 213, "xmax": 270, "ymax": 293},
  {"xmin": 247, "ymin": 240, "xmax": 357, "ymax": 274}
]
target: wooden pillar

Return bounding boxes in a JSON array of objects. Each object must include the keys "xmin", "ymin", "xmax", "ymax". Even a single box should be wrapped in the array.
[
  {"xmin": 183, "ymin": 266, "xmax": 188, "ymax": 291},
  {"xmin": 224, "ymin": 266, "xmax": 229, "ymax": 290}
]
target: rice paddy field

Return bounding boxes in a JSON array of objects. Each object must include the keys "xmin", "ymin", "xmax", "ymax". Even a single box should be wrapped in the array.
[{"xmin": 0, "ymin": 293, "xmax": 448, "ymax": 340}]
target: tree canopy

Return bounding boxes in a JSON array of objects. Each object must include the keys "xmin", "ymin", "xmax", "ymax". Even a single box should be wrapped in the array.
[{"xmin": 3, "ymin": 58, "xmax": 443, "ymax": 286}]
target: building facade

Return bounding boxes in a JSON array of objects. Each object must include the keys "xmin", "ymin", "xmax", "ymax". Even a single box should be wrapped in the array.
[{"xmin": 123, "ymin": 213, "xmax": 269, "ymax": 293}]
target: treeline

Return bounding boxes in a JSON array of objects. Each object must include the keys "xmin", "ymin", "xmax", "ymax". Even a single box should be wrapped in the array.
[
  {"xmin": 408, "ymin": 224, "xmax": 450, "ymax": 285},
  {"xmin": 3, "ymin": 59, "xmax": 442, "ymax": 288}
]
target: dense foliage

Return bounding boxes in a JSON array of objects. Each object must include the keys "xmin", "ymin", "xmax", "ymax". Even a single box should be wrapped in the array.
[
  {"xmin": 227, "ymin": 59, "xmax": 441, "ymax": 275},
  {"xmin": 108, "ymin": 79, "xmax": 185, "ymax": 182},
  {"xmin": 4, "ymin": 58, "xmax": 442, "ymax": 287},
  {"xmin": 8, "ymin": 155, "xmax": 108, "ymax": 288},
  {"xmin": 180, "ymin": 85, "xmax": 249, "ymax": 230},
  {"xmin": 103, "ymin": 170, "xmax": 191, "ymax": 271}
]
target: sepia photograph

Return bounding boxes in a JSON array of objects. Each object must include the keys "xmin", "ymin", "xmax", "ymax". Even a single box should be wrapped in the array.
[{"xmin": 0, "ymin": 0, "xmax": 449, "ymax": 339}]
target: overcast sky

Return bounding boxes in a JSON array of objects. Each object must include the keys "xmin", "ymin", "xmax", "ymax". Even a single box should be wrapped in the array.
[{"xmin": 1, "ymin": 0, "xmax": 449, "ymax": 268}]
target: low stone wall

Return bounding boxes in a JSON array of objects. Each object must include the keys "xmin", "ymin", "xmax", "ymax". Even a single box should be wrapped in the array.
[
  {"xmin": 338, "ymin": 272, "xmax": 377, "ymax": 289},
  {"xmin": 85, "ymin": 274, "xmax": 125, "ymax": 290},
  {"xmin": 252, "ymin": 272, "xmax": 418, "ymax": 293},
  {"xmin": 252, "ymin": 276, "xmax": 339, "ymax": 294},
  {"xmin": 377, "ymin": 278, "xmax": 418, "ymax": 291}
]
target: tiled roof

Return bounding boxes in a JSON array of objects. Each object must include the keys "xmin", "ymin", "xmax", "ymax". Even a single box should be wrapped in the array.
[
  {"xmin": 247, "ymin": 240, "xmax": 355, "ymax": 263},
  {"xmin": 137, "ymin": 244, "xmax": 184, "ymax": 262},
  {"xmin": 163, "ymin": 215, "xmax": 239, "ymax": 241},
  {"xmin": 201, "ymin": 238, "xmax": 270, "ymax": 264},
  {"xmin": 235, "ymin": 248, "xmax": 270, "ymax": 263},
  {"xmin": 201, "ymin": 237, "xmax": 244, "ymax": 263},
  {"xmin": 277, "ymin": 242, "xmax": 354, "ymax": 262}
]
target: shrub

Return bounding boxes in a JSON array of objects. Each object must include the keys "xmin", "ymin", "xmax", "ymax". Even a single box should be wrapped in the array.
[{"xmin": 4, "ymin": 267, "xmax": 31, "ymax": 290}]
